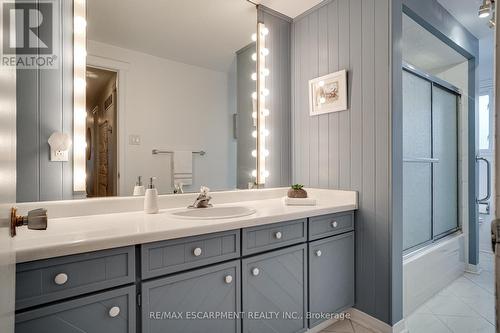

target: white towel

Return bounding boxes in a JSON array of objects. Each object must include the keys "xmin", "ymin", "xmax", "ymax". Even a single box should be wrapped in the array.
[{"xmin": 173, "ymin": 151, "xmax": 193, "ymax": 186}]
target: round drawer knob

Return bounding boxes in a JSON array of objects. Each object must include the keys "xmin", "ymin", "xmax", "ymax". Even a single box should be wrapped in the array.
[
  {"xmin": 54, "ymin": 273, "xmax": 68, "ymax": 285},
  {"xmin": 252, "ymin": 268, "xmax": 260, "ymax": 276},
  {"xmin": 331, "ymin": 221, "xmax": 338, "ymax": 228},
  {"xmin": 193, "ymin": 247, "xmax": 202, "ymax": 257},
  {"xmin": 108, "ymin": 306, "xmax": 120, "ymax": 318},
  {"xmin": 224, "ymin": 275, "xmax": 233, "ymax": 284},
  {"xmin": 275, "ymin": 231, "xmax": 282, "ymax": 239},
  {"xmin": 316, "ymin": 250, "xmax": 322, "ymax": 257}
]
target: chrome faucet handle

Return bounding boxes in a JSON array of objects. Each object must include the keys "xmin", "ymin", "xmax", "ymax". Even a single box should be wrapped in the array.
[{"xmin": 10, "ymin": 207, "xmax": 48, "ymax": 237}]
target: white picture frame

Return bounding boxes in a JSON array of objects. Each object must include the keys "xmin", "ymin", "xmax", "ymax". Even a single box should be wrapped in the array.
[{"xmin": 308, "ymin": 69, "xmax": 348, "ymax": 116}]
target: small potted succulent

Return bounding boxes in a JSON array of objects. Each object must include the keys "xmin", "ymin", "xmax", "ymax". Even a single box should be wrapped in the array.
[{"xmin": 287, "ymin": 184, "xmax": 308, "ymax": 198}]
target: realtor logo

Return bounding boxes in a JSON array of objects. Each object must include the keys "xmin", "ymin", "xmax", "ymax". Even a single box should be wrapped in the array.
[{"xmin": 2, "ymin": 1, "xmax": 58, "ymax": 68}]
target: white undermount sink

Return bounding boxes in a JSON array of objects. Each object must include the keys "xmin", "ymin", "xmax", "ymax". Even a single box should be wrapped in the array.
[{"xmin": 170, "ymin": 206, "xmax": 256, "ymax": 219}]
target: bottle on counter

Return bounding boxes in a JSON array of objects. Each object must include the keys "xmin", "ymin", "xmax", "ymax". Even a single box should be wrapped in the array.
[{"xmin": 144, "ymin": 177, "xmax": 159, "ymax": 214}]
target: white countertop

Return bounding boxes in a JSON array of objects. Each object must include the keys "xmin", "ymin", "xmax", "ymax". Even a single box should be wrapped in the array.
[{"xmin": 13, "ymin": 188, "xmax": 357, "ymax": 263}]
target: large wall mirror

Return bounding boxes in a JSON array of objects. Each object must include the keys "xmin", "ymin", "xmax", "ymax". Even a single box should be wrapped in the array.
[{"xmin": 16, "ymin": 0, "xmax": 283, "ymax": 202}]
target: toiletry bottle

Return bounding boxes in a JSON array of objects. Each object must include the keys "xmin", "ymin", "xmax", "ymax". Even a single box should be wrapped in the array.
[
  {"xmin": 144, "ymin": 177, "xmax": 159, "ymax": 214},
  {"xmin": 133, "ymin": 176, "xmax": 145, "ymax": 196}
]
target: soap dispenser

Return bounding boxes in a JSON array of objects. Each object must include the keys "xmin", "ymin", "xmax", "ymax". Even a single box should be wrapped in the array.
[
  {"xmin": 144, "ymin": 177, "xmax": 159, "ymax": 214},
  {"xmin": 133, "ymin": 176, "xmax": 145, "ymax": 196}
]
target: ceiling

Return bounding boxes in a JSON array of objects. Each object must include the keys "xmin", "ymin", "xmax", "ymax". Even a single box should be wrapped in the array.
[
  {"xmin": 437, "ymin": 0, "xmax": 493, "ymax": 39},
  {"xmin": 87, "ymin": 0, "xmax": 256, "ymax": 73},
  {"xmin": 256, "ymin": 0, "xmax": 323, "ymax": 18},
  {"xmin": 402, "ymin": 14, "xmax": 467, "ymax": 73}
]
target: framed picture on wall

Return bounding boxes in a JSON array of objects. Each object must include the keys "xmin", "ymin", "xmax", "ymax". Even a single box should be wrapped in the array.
[{"xmin": 309, "ymin": 69, "xmax": 348, "ymax": 116}]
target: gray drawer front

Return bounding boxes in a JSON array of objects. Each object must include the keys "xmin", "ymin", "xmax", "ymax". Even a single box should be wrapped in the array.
[
  {"xmin": 308, "ymin": 212, "xmax": 354, "ymax": 240},
  {"xmin": 242, "ymin": 244, "xmax": 308, "ymax": 333},
  {"xmin": 309, "ymin": 232, "xmax": 355, "ymax": 328},
  {"xmin": 141, "ymin": 230, "xmax": 240, "ymax": 279},
  {"xmin": 242, "ymin": 219, "xmax": 307, "ymax": 255},
  {"xmin": 142, "ymin": 260, "xmax": 241, "ymax": 333},
  {"xmin": 16, "ymin": 246, "xmax": 135, "ymax": 310},
  {"xmin": 16, "ymin": 285, "xmax": 136, "ymax": 333}
]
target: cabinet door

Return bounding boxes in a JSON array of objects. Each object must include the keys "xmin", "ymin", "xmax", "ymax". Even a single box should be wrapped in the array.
[
  {"xmin": 242, "ymin": 244, "xmax": 307, "ymax": 333},
  {"xmin": 142, "ymin": 260, "xmax": 240, "ymax": 333},
  {"xmin": 16, "ymin": 286, "xmax": 135, "ymax": 333},
  {"xmin": 309, "ymin": 232, "xmax": 354, "ymax": 328}
]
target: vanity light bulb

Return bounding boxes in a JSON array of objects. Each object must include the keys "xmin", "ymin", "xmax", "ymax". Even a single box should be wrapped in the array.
[
  {"xmin": 319, "ymin": 97, "xmax": 326, "ymax": 104},
  {"xmin": 261, "ymin": 68, "xmax": 270, "ymax": 77},
  {"xmin": 251, "ymin": 150, "xmax": 257, "ymax": 157},
  {"xmin": 74, "ymin": 78, "xmax": 86, "ymax": 91},
  {"xmin": 251, "ymin": 92, "xmax": 257, "ymax": 100},
  {"xmin": 262, "ymin": 129, "xmax": 270, "ymax": 137},
  {"xmin": 251, "ymin": 53, "xmax": 257, "ymax": 61},
  {"xmin": 252, "ymin": 112, "xmax": 257, "ymax": 119},
  {"xmin": 252, "ymin": 131, "xmax": 257, "ymax": 138},
  {"xmin": 263, "ymin": 150, "xmax": 269, "ymax": 157},
  {"xmin": 74, "ymin": 16, "xmax": 87, "ymax": 34},
  {"xmin": 261, "ymin": 88, "xmax": 269, "ymax": 97},
  {"xmin": 262, "ymin": 109, "xmax": 270, "ymax": 117},
  {"xmin": 318, "ymin": 81, "xmax": 325, "ymax": 87},
  {"xmin": 251, "ymin": 73, "xmax": 257, "ymax": 81},
  {"xmin": 262, "ymin": 170, "xmax": 270, "ymax": 178},
  {"xmin": 251, "ymin": 170, "xmax": 257, "ymax": 177},
  {"xmin": 261, "ymin": 48, "xmax": 269, "ymax": 57},
  {"xmin": 261, "ymin": 27, "xmax": 269, "ymax": 37},
  {"xmin": 251, "ymin": 33, "xmax": 257, "ymax": 42}
]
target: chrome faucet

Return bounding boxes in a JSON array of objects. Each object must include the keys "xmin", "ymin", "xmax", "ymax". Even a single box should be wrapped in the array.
[
  {"xmin": 173, "ymin": 183, "xmax": 184, "ymax": 194},
  {"xmin": 189, "ymin": 186, "xmax": 212, "ymax": 208}
]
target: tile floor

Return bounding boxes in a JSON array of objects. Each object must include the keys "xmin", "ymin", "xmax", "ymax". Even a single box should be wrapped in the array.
[{"xmin": 322, "ymin": 217, "xmax": 496, "ymax": 333}]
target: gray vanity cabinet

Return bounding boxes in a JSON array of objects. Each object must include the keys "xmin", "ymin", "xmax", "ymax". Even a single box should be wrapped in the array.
[
  {"xmin": 308, "ymin": 232, "xmax": 355, "ymax": 328},
  {"xmin": 242, "ymin": 244, "xmax": 307, "ymax": 333},
  {"xmin": 16, "ymin": 286, "xmax": 136, "ymax": 333},
  {"xmin": 141, "ymin": 260, "xmax": 241, "ymax": 333}
]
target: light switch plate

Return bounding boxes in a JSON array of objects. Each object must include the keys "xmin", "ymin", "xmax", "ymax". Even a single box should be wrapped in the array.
[{"xmin": 129, "ymin": 135, "xmax": 141, "ymax": 145}]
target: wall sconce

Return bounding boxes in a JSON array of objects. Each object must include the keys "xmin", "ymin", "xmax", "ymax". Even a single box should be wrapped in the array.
[
  {"xmin": 48, "ymin": 132, "xmax": 72, "ymax": 161},
  {"xmin": 251, "ymin": 22, "xmax": 270, "ymax": 185}
]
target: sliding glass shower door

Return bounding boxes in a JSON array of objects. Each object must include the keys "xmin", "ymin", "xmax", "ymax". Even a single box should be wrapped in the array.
[{"xmin": 402, "ymin": 68, "xmax": 459, "ymax": 251}]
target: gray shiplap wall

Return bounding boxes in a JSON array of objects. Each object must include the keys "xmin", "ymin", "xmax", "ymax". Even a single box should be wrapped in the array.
[
  {"xmin": 291, "ymin": 0, "xmax": 399, "ymax": 324},
  {"xmin": 259, "ymin": 7, "xmax": 293, "ymax": 188},
  {"xmin": 16, "ymin": 0, "xmax": 73, "ymax": 202}
]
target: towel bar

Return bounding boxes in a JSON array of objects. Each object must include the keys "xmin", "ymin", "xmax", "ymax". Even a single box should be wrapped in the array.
[{"xmin": 152, "ymin": 149, "xmax": 206, "ymax": 156}]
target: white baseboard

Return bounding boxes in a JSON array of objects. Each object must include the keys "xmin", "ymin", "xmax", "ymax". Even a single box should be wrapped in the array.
[
  {"xmin": 465, "ymin": 263, "xmax": 482, "ymax": 274},
  {"xmin": 348, "ymin": 308, "xmax": 408, "ymax": 333}
]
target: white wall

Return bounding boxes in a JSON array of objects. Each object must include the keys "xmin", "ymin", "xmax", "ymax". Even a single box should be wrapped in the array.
[
  {"xmin": 88, "ymin": 40, "xmax": 236, "ymax": 195},
  {"xmin": 479, "ymin": 34, "xmax": 494, "ymax": 86}
]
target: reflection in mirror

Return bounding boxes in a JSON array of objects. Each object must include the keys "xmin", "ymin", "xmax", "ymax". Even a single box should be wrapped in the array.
[{"xmin": 16, "ymin": 0, "xmax": 258, "ymax": 201}]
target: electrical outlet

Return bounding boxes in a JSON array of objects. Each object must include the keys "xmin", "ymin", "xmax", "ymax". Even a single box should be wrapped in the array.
[
  {"xmin": 129, "ymin": 135, "xmax": 141, "ymax": 145},
  {"xmin": 51, "ymin": 150, "xmax": 69, "ymax": 161}
]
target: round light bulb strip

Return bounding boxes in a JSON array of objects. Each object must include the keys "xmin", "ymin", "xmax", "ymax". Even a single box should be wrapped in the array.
[
  {"xmin": 73, "ymin": 0, "xmax": 87, "ymax": 192},
  {"xmin": 250, "ymin": 23, "xmax": 270, "ymax": 185}
]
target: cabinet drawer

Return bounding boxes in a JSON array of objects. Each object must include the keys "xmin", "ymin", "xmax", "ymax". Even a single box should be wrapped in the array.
[
  {"xmin": 16, "ymin": 246, "xmax": 135, "ymax": 310},
  {"xmin": 16, "ymin": 285, "xmax": 136, "ymax": 333},
  {"xmin": 309, "ymin": 232, "xmax": 355, "ymax": 328},
  {"xmin": 308, "ymin": 212, "xmax": 354, "ymax": 240},
  {"xmin": 242, "ymin": 244, "xmax": 308, "ymax": 333},
  {"xmin": 141, "ymin": 230, "xmax": 240, "ymax": 279},
  {"xmin": 142, "ymin": 260, "xmax": 241, "ymax": 333},
  {"xmin": 242, "ymin": 219, "xmax": 307, "ymax": 255}
]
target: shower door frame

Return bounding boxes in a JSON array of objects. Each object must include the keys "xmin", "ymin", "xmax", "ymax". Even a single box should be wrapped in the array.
[{"xmin": 402, "ymin": 62, "xmax": 462, "ymax": 254}]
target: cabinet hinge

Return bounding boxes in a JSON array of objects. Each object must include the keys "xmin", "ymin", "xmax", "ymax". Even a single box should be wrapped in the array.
[{"xmin": 137, "ymin": 293, "xmax": 142, "ymax": 307}]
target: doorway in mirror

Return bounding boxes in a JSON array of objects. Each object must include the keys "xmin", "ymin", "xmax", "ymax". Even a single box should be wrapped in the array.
[{"xmin": 85, "ymin": 66, "xmax": 118, "ymax": 198}]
